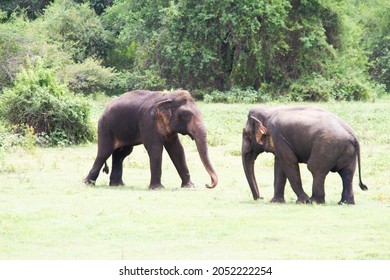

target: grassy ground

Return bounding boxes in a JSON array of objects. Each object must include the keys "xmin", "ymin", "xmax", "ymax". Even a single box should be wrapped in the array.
[{"xmin": 0, "ymin": 96, "xmax": 389, "ymax": 260}]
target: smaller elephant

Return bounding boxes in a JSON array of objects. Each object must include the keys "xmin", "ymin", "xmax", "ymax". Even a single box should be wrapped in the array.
[
  {"xmin": 85, "ymin": 90, "xmax": 218, "ymax": 189},
  {"xmin": 241, "ymin": 105, "xmax": 368, "ymax": 204}
]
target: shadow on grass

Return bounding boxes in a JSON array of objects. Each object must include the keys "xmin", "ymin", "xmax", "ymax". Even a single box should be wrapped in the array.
[
  {"xmin": 88, "ymin": 184, "xmax": 198, "ymax": 193},
  {"xmin": 87, "ymin": 183, "xmax": 151, "ymax": 192}
]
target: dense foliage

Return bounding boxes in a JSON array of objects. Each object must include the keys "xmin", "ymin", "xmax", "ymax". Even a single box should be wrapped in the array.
[
  {"xmin": 0, "ymin": 0, "xmax": 388, "ymax": 146},
  {"xmin": 0, "ymin": 58, "xmax": 94, "ymax": 146},
  {"xmin": 101, "ymin": 0, "xmax": 387, "ymax": 100},
  {"xmin": 359, "ymin": 0, "xmax": 390, "ymax": 92}
]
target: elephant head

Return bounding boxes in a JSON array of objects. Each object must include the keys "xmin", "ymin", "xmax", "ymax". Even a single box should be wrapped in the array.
[
  {"xmin": 242, "ymin": 113, "xmax": 274, "ymax": 200},
  {"xmin": 155, "ymin": 90, "xmax": 218, "ymax": 189}
]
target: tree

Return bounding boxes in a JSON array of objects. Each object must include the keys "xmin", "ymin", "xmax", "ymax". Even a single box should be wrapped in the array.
[
  {"xmin": 41, "ymin": 0, "xmax": 111, "ymax": 62},
  {"xmin": 0, "ymin": 12, "xmax": 70, "ymax": 91},
  {"xmin": 0, "ymin": 0, "xmax": 53, "ymax": 19},
  {"xmin": 358, "ymin": 0, "xmax": 390, "ymax": 91},
  {"xmin": 102, "ymin": 0, "xmax": 358, "ymax": 95}
]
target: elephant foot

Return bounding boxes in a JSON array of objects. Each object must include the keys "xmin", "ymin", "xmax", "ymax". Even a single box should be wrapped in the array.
[
  {"xmin": 149, "ymin": 183, "xmax": 165, "ymax": 190},
  {"xmin": 338, "ymin": 198, "xmax": 355, "ymax": 205},
  {"xmin": 252, "ymin": 194, "xmax": 264, "ymax": 200},
  {"xmin": 296, "ymin": 194, "xmax": 311, "ymax": 204},
  {"xmin": 181, "ymin": 183, "xmax": 196, "ymax": 189},
  {"xmin": 84, "ymin": 178, "xmax": 95, "ymax": 186},
  {"xmin": 181, "ymin": 181, "xmax": 196, "ymax": 188},
  {"xmin": 271, "ymin": 197, "xmax": 285, "ymax": 203},
  {"xmin": 310, "ymin": 195, "xmax": 325, "ymax": 204},
  {"xmin": 109, "ymin": 179, "xmax": 125, "ymax": 186}
]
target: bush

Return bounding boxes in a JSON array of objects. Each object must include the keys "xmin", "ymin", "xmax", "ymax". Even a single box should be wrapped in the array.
[
  {"xmin": 286, "ymin": 74, "xmax": 374, "ymax": 102},
  {"xmin": 0, "ymin": 122, "xmax": 37, "ymax": 151},
  {"xmin": 369, "ymin": 38, "xmax": 390, "ymax": 92},
  {"xmin": 204, "ymin": 88, "xmax": 272, "ymax": 103},
  {"xmin": 0, "ymin": 13, "xmax": 34, "ymax": 91},
  {"xmin": 0, "ymin": 11, "xmax": 73, "ymax": 92},
  {"xmin": 0, "ymin": 57, "xmax": 94, "ymax": 146},
  {"xmin": 359, "ymin": 0, "xmax": 390, "ymax": 92},
  {"xmin": 60, "ymin": 58, "xmax": 119, "ymax": 95},
  {"xmin": 126, "ymin": 68, "xmax": 167, "ymax": 91}
]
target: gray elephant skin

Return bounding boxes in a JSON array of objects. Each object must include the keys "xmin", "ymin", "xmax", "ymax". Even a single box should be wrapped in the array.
[
  {"xmin": 85, "ymin": 90, "xmax": 218, "ymax": 189},
  {"xmin": 242, "ymin": 105, "xmax": 368, "ymax": 204}
]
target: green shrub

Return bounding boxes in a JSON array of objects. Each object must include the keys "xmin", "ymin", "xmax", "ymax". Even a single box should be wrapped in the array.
[
  {"xmin": 369, "ymin": 38, "xmax": 390, "ymax": 92},
  {"xmin": 60, "ymin": 58, "xmax": 119, "ymax": 95},
  {"xmin": 0, "ymin": 13, "xmax": 34, "ymax": 91},
  {"xmin": 287, "ymin": 75, "xmax": 333, "ymax": 101},
  {"xmin": 0, "ymin": 122, "xmax": 37, "ymax": 151},
  {"xmin": 359, "ymin": 0, "xmax": 390, "ymax": 92},
  {"xmin": 126, "ymin": 68, "xmax": 167, "ymax": 91},
  {"xmin": 0, "ymin": 57, "xmax": 94, "ymax": 146},
  {"xmin": 204, "ymin": 88, "xmax": 272, "ymax": 103},
  {"xmin": 287, "ymin": 74, "xmax": 374, "ymax": 102},
  {"xmin": 0, "ymin": 11, "xmax": 74, "ymax": 92}
]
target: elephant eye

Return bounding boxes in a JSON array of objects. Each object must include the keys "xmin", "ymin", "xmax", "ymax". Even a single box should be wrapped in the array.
[{"xmin": 180, "ymin": 111, "xmax": 192, "ymax": 122}]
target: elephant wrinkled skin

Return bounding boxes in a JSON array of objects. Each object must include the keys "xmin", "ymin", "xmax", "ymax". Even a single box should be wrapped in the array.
[
  {"xmin": 242, "ymin": 105, "xmax": 368, "ymax": 204},
  {"xmin": 85, "ymin": 90, "xmax": 218, "ymax": 190}
]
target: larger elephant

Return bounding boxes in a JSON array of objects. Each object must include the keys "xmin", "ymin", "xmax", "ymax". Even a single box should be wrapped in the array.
[
  {"xmin": 241, "ymin": 105, "xmax": 368, "ymax": 204},
  {"xmin": 85, "ymin": 90, "xmax": 218, "ymax": 189}
]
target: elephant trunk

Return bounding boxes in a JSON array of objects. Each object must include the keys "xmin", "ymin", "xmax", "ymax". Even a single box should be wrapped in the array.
[
  {"xmin": 190, "ymin": 120, "xmax": 218, "ymax": 189},
  {"xmin": 242, "ymin": 139, "xmax": 261, "ymax": 200}
]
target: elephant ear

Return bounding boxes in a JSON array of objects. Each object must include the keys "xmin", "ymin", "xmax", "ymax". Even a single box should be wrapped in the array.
[
  {"xmin": 156, "ymin": 99, "xmax": 173, "ymax": 135},
  {"xmin": 250, "ymin": 116, "xmax": 267, "ymax": 145}
]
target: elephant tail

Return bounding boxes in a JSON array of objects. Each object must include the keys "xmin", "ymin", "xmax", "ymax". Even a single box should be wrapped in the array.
[
  {"xmin": 102, "ymin": 162, "xmax": 109, "ymax": 174},
  {"xmin": 355, "ymin": 139, "xmax": 368, "ymax": 191}
]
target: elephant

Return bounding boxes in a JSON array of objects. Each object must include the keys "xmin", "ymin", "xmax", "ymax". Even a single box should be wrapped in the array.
[
  {"xmin": 85, "ymin": 90, "xmax": 218, "ymax": 190},
  {"xmin": 241, "ymin": 105, "xmax": 368, "ymax": 204}
]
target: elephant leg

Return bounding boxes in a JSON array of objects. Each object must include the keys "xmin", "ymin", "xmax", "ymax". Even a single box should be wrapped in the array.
[
  {"xmin": 281, "ymin": 161, "xmax": 310, "ymax": 203},
  {"xmin": 307, "ymin": 147, "xmax": 338, "ymax": 204},
  {"xmin": 164, "ymin": 135, "xmax": 194, "ymax": 188},
  {"xmin": 309, "ymin": 172, "xmax": 327, "ymax": 204},
  {"xmin": 271, "ymin": 157, "xmax": 286, "ymax": 203},
  {"xmin": 84, "ymin": 136, "xmax": 114, "ymax": 185},
  {"xmin": 109, "ymin": 146, "xmax": 133, "ymax": 186},
  {"xmin": 275, "ymin": 141, "xmax": 310, "ymax": 203},
  {"xmin": 85, "ymin": 155, "xmax": 110, "ymax": 185},
  {"xmin": 338, "ymin": 162, "xmax": 356, "ymax": 204},
  {"xmin": 145, "ymin": 142, "xmax": 165, "ymax": 189}
]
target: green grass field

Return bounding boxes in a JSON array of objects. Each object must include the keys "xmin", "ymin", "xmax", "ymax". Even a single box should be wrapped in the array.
[{"xmin": 1, "ymin": 97, "xmax": 389, "ymax": 260}]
